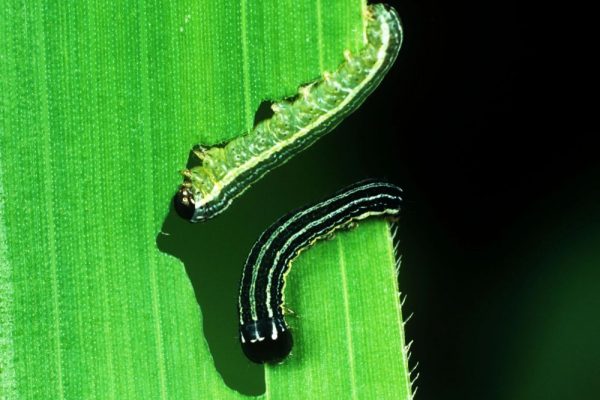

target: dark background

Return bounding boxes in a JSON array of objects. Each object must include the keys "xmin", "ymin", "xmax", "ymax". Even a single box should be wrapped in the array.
[{"xmin": 158, "ymin": 1, "xmax": 599, "ymax": 398}]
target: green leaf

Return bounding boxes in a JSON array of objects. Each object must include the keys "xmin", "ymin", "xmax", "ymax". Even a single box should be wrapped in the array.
[{"xmin": 0, "ymin": 0, "xmax": 413, "ymax": 399}]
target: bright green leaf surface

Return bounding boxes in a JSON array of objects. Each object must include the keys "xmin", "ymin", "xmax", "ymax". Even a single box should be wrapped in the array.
[{"xmin": 0, "ymin": 0, "xmax": 412, "ymax": 399}]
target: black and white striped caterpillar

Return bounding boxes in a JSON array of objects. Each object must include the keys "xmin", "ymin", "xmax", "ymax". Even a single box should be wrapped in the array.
[
  {"xmin": 174, "ymin": 4, "xmax": 403, "ymax": 222},
  {"xmin": 238, "ymin": 180, "xmax": 402, "ymax": 363}
]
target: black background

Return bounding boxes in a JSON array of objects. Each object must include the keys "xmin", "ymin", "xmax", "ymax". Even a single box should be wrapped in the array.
[
  {"xmin": 374, "ymin": 1, "xmax": 599, "ymax": 399},
  {"xmin": 159, "ymin": 1, "xmax": 599, "ymax": 398}
]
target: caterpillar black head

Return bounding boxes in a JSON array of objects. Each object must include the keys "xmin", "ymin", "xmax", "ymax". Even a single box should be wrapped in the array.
[
  {"xmin": 174, "ymin": 186, "xmax": 196, "ymax": 221},
  {"xmin": 240, "ymin": 318, "xmax": 293, "ymax": 364}
]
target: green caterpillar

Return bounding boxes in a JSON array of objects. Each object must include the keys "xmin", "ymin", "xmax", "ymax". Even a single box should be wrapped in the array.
[{"xmin": 174, "ymin": 4, "xmax": 403, "ymax": 222}]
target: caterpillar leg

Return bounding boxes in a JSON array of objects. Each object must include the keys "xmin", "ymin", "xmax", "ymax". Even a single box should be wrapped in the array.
[
  {"xmin": 179, "ymin": 169, "xmax": 193, "ymax": 179},
  {"xmin": 341, "ymin": 221, "xmax": 358, "ymax": 231},
  {"xmin": 192, "ymin": 144, "xmax": 209, "ymax": 161}
]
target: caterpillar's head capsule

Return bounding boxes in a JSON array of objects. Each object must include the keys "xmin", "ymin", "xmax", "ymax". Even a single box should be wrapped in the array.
[
  {"xmin": 240, "ymin": 318, "xmax": 293, "ymax": 364},
  {"xmin": 174, "ymin": 186, "xmax": 196, "ymax": 221},
  {"xmin": 174, "ymin": 185, "xmax": 222, "ymax": 222}
]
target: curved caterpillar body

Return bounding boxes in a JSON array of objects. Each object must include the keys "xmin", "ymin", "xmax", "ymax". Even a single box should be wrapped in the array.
[
  {"xmin": 174, "ymin": 4, "xmax": 403, "ymax": 222},
  {"xmin": 238, "ymin": 180, "xmax": 402, "ymax": 364}
]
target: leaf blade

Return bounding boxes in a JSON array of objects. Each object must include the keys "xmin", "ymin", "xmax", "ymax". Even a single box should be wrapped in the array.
[{"xmin": 0, "ymin": 0, "xmax": 412, "ymax": 398}]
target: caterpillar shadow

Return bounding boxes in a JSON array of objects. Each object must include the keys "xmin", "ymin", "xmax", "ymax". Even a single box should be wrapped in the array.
[{"xmin": 156, "ymin": 154, "xmax": 266, "ymax": 396}]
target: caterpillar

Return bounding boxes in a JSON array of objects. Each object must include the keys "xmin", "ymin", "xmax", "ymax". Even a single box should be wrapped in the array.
[
  {"xmin": 238, "ymin": 180, "xmax": 403, "ymax": 364},
  {"xmin": 174, "ymin": 4, "xmax": 403, "ymax": 222}
]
